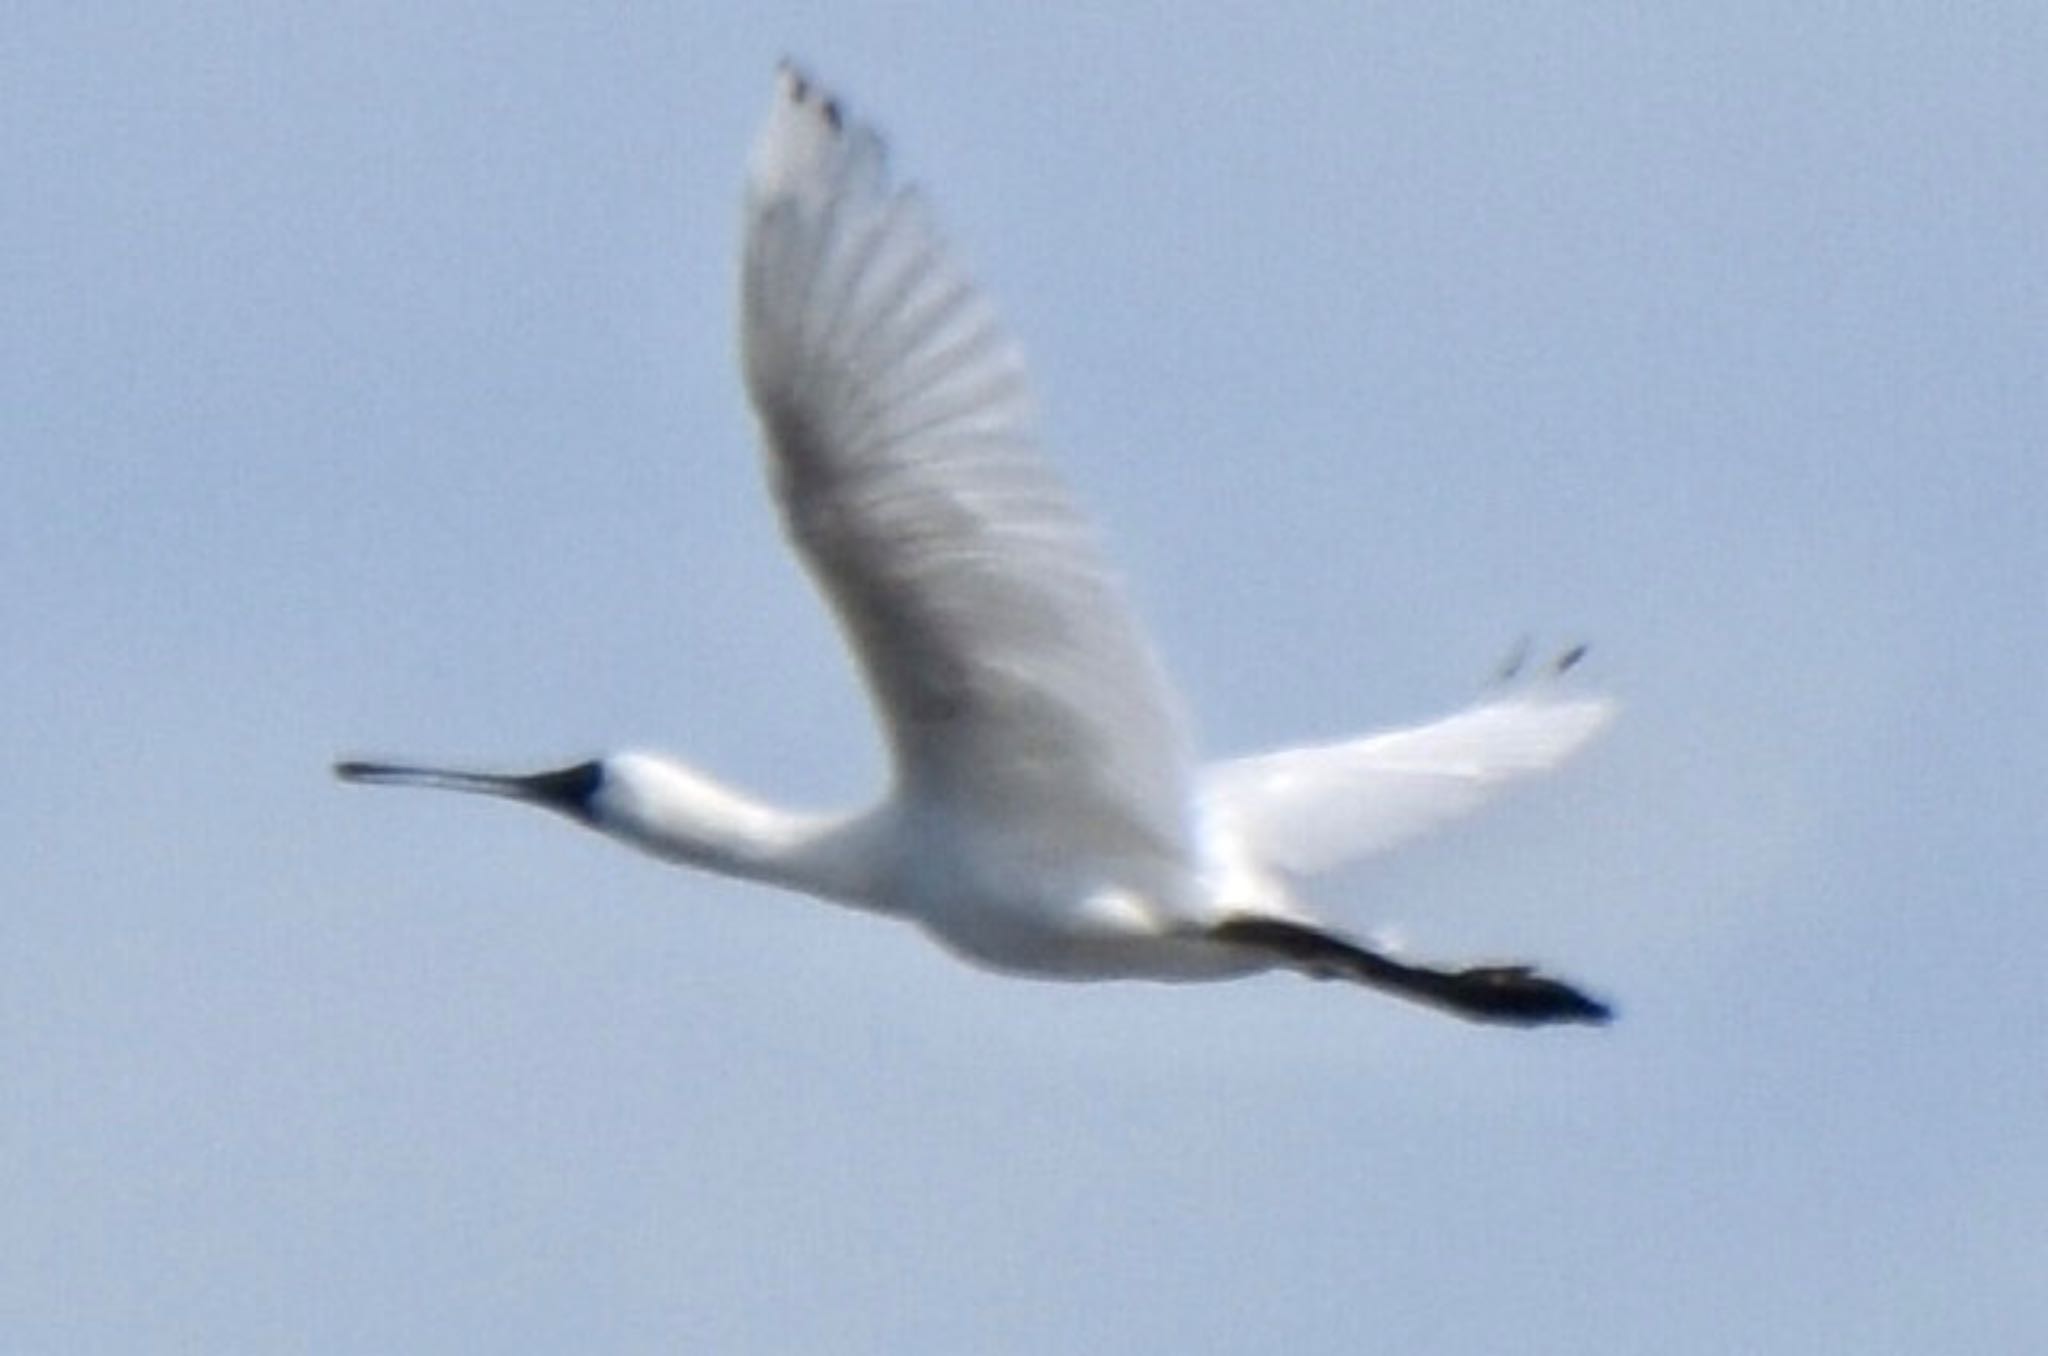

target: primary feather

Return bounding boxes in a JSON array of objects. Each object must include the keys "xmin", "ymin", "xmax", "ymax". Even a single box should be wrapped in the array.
[
  {"xmin": 742, "ymin": 66, "xmax": 1193, "ymax": 861},
  {"xmin": 1203, "ymin": 688, "xmax": 1615, "ymax": 877}
]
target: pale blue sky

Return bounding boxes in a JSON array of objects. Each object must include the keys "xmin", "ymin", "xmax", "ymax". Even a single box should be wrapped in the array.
[{"xmin": 6, "ymin": 5, "xmax": 2044, "ymax": 1352}]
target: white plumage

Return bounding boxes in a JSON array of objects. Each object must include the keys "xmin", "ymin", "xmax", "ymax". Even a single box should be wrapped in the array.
[{"xmin": 339, "ymin": 66, "xmax": 1616, "ymax": 1026}]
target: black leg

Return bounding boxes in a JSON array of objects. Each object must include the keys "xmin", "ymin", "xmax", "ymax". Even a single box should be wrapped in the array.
[{"xmin": 1210, "ymin": 915, "xmax": 1613, "ymax": 1027}]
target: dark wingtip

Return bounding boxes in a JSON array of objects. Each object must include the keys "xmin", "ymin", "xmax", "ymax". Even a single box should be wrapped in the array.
[{"xmin": 1494, "ymin": 635, "xmax": 1533, "ymax": 684}]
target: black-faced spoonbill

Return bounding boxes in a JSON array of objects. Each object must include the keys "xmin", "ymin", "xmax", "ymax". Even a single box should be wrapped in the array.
[{"xmin": 338, "ymin": 66, "xmax": 1615, "ymax": 1026}]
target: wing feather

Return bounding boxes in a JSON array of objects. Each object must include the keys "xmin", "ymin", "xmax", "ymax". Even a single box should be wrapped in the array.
[
  {"xmin": 1203, "ymin": 690, "xmax": 1614, "ymax": 876},
  {"xmin": 739, "ymin": 67, "xmax": 1190, "ymax": 857}
]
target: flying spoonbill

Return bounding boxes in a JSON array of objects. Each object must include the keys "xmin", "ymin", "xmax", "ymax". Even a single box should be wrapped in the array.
[{"xmin": 338, "ymin": 66, "xmax": 1616, "ymax": 1026}]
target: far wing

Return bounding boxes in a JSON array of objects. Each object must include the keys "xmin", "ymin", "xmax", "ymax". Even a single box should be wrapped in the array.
[
  {"xmin": 1201, "ymin": 690, "xmax": 1615, "ymax": 877},
  {"xmin": 739, "ymin": 67, "xmax": 1191, "ymax": 857}
]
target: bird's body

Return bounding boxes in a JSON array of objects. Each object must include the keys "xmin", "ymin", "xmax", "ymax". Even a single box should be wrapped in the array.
[{"xmin": 339, "ymin": 66, "xmax": 1617, "ymax": 1026}]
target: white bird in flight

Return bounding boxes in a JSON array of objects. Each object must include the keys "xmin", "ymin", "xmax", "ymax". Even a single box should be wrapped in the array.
[{"xmin": 339, "ymin": 65, "xmax": 1616, "ymax": 1026}]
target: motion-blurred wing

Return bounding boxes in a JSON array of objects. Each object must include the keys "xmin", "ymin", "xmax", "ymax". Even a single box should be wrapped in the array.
[
  {"xmin": 1202, "ymin": 690, "xmax": 1614, "ymax": 877},
  {"xmin": 740, "ymin": 67, "xmax": 1190, "ymax": 856}
]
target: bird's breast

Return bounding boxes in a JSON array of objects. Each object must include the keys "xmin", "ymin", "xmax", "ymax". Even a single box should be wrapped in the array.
[{"xmin": 890, "ymin": 837, "xmax": 1249, "ymax": 980}]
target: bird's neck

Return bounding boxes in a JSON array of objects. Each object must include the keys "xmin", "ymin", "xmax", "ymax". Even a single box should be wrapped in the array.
[{"xmin": 594, "ymin": 753, "xmax": 886, "ymax": 907}]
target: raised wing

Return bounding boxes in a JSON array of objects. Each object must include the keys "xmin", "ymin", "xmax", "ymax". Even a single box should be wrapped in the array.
[
  {"xmin": 740, "ymin": 66, "xmax": 1191, "ymax": 856},
  {"xmin": 1202, "ymin": 688, "xmax": 1614, "ymax": 877}
]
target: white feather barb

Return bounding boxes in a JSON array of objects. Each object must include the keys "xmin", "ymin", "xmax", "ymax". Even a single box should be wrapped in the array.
[{"xmin": 1202, "ymin": 687, "xmax": 1615, "ymax": 877}]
